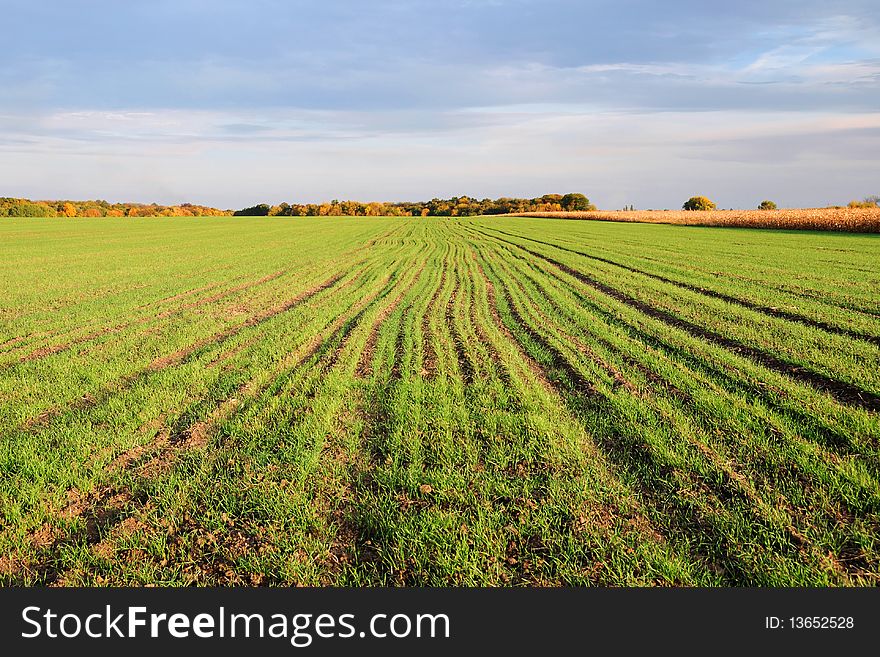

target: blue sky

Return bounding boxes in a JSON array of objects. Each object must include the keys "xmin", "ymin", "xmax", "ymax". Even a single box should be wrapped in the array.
[{"xmin": 1, "ymin": 0, "xmax": 878, "ymax": 209}]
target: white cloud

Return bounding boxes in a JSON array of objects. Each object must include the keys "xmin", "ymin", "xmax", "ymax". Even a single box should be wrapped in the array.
[
  {"xmin": 1, "ymin": 2, "xmax": 878, "ymax": 207},
  {"xmin": 2, "ymin": 105, "xmax": 877, "ymax": 209}
]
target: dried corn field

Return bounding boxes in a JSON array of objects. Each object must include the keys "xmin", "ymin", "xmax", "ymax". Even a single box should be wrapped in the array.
[
  {"xmin": 1, "ymin": 215, "xmax": 878, "ymax": 586},
  {"xmin": 509, "ymin": 207, "xmax": 880, "ymax": 232}
]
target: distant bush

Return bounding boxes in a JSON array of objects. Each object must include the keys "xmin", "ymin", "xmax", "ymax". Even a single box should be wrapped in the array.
[
  {"xmin": 758, "ymin": 200, "xmax": 777, "ymax": 210},
  {"xmin": 849, "ymin": 196, "xmax": 879, "ymax": 208},
  {"xmin": 233, "ymin": 203, "xmax": 272, "ymax": 216},
  {"xmin": 561, "ymin": 193, "xmax": 594, "ymax": 211},
  {"xmin": 682, "ymin": 196, "xmax": 716, "ymax": 211},
  {"xmin": 848, "ymin": 200, "xmax": 877, "ymax": 209}
]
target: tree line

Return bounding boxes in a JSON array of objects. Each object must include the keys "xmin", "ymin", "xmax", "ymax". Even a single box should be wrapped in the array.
[
  {"xmin": 234, "ymin": 193, "xmax": 594, "ymax": 217},
  {"xmin": 5, "ymin": 193, "xmax": 875, "ymax": 218},
  {"xmin": 0, "ymin": 198, "xmax": 231, "ymax": 218},
  {"xmin": 1, "ymin": 193, "xmax": 593, "ymax": 218}
]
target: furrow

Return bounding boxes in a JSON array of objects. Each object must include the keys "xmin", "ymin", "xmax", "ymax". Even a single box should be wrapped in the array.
[
  {"xmin": 355, "ymin": 259, "xmax": 427, "ymax": 378},
  {"xmin": 481, "ymin": 231, "xmax": 880, "ymax": 413},
  {"xmin": 488, "ymin": 227, "xmax": 880, "ymax": 347},
  {"xmin": 421, "ymin": 260, "xmax": 447, "ymax": 379},
  {"xmin": 11, "ymin": 274, "xmax": 392, "ymax": 586}
]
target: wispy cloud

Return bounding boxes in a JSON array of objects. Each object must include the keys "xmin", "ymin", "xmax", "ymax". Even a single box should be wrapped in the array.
[{"xmin": 0, "ymin": 0, "xmax": 878, "ymax": 206}]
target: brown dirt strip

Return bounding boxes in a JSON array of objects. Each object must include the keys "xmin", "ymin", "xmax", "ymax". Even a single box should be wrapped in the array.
[
  {"xmin": 1, "ymin": 326, "xmax": 88, "ymax": 357},
  {"xmin": 17, "ymin": 325, "xmax": 127, "ymax": 363},
  {"xmin": 105, "ymin": 422, "xmax": 171, "ymax": 474},
  {"xmin": 390, "ymin": 301, "xmax": 412, "ymax": 381},
  {"xmin": 487, "ymin": 228, "xmax": 880, "ymax": 347},
  {"xmin": 619, "ymin": 353, "xmax": 689, "ymax": 402},
  {"xmin": 565, "ymin": 333, "xmax": 636, "ymax": 395},
  {"xmin": 481, "ymin": 231, "xmax": 880, "ymax": 413},
  {"xmin": 0, "ymin": 335, "xmax": 29, "ymax": 350},
  {"xmin": 22, "ymin": 393, "xmax": 98, "ymax": 431},
  {"xmin": 445, "ymin": 275, "xmax": 476, "ymax": 384},
  {"xmin": 420, "ymin": 263, "xmax": 447, "ymax": 379}
]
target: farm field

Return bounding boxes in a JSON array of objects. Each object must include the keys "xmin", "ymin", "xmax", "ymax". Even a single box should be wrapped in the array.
[
  {"xmin": 0, "ymin": 215, "xmax": 878, "ymax": 586},
  {"xmin": 510, "ymin": 207, "xmax": 880, "ymax": 232}
]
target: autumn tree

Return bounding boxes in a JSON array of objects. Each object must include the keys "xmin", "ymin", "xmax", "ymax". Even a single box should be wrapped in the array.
[
  {"xmin": 561, "ymin": 193, "xmax": 592, "ymax": 211},
  {"xmin": 3, "ymin": 201, "xmax": 55, "ymax": 217},
  {"xmin": 682, "ymin": 196, "xmax": 716, "ymax": 211},
  {"xmin": 233, "ymin": 204, "xmax": 271, "ymax": 216}
]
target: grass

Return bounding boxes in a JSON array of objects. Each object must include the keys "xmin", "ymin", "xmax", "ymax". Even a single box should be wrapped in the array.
[{"xmin": 0, "ymin": 215, "xmax": 878, "ymax": 586}]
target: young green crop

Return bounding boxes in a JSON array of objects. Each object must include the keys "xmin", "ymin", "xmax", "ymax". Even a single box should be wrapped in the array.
[{"xmin": 0, "ymin": 215, "xmax": 877, "ymax": 586}]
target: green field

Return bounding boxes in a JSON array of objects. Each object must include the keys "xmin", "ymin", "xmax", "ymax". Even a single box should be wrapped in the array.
[{"xmin": 1, "ymin": 216, "xmax": 878, "ymax": 586}]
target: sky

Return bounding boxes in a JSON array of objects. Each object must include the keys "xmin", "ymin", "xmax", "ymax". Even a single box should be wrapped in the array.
[{"xmin": 1, "ymin": 0, "xmax": 878, "ymax": 209}]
